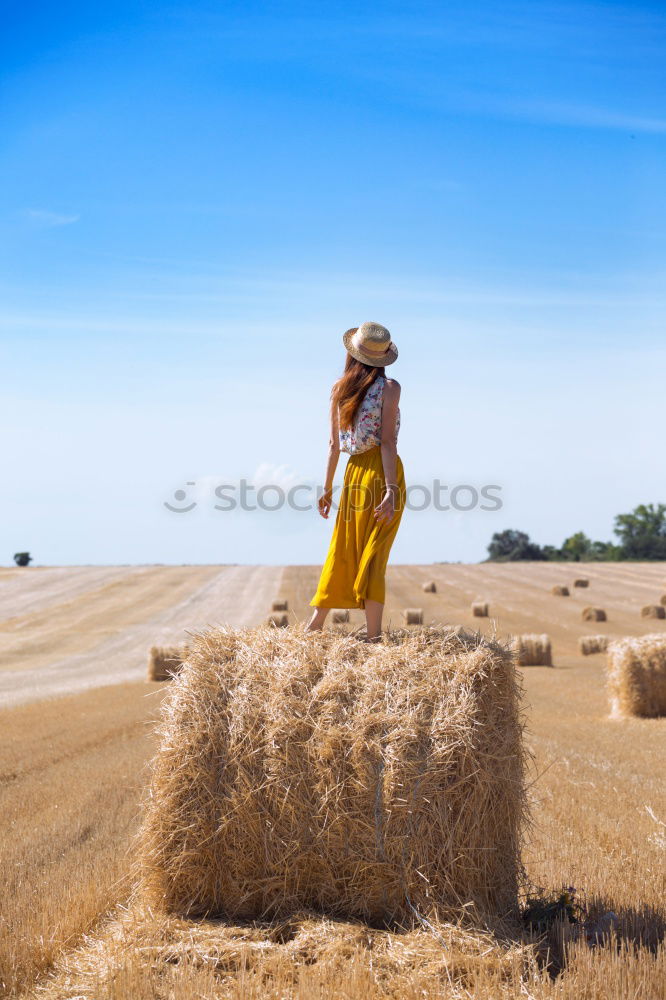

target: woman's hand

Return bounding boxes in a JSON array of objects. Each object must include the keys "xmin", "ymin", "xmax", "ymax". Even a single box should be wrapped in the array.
[
  {"xmin": 374, "ymin": 487, "xmax": 396, "ymax": 525},
  {"xmin": 318, "ymin": 489, "xmax": 333, "ymax": 519}
]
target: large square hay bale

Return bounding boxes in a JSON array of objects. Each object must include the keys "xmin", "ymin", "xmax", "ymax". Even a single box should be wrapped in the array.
[
  {"xmin": 579, "ymin": 635, "xmax": 609, "ymax": 656},
  {"xmin": 422, "ymin": 581, "xmax": 437, "ymax": 593},
  {"xmin": 582, "ymin": 606, "xmax": 607, "ymax": 622},
  {"xmin": 607, "ymin": 635, "xmax": 666, "ymax": 718},
  {"xmin": 472, "ymin": 601, "xmax": 489, "ymax": 617},
  {"xmin": 511, "ymin": 635, "xmax": 552, "ymax": 667},
  {"xmin": 573, "ymin": 578, "xmax": 589, "ymax": 588},
  {"xmin": 551, "ymin": 585, "xmax": 569, "ymax": 597},
  {"xmin": 402, "ymin": 608, "xmax": 423, "ymax": 624},
  {"xmin": 139, "ymin": 625, "xmax": 526, "ymax": 925},
  {"xmin": 147, "ymin": 646, "xmax": 186, "ymax": 682},
  {"xmin": 641, "ymin": 604, "xmax": 665, "ymax": 620}
]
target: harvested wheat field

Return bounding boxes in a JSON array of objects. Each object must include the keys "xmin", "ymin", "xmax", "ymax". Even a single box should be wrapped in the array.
[{"xmin": 1, "ymin": 562, "xmax": 665, "ymax": 999}]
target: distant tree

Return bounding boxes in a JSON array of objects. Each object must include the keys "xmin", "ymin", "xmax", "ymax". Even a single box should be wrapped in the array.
[
  {"xmin": 614, "ymin": 503, "xmax": 666, "ymax": 560},
  {"xmin": 487, "ymin": 529, "xmax": 546, "ymax": 562},
  {"xmin": 589, "ymin": 540, "xmax": 622, "ymax": 561},
  {"xmin": 13, "ymin": 552, "xmax": 32, "ymax": 567},
  {"xmin": 560, "ymin": 532, "xmax": 593, "ymax": 562}
]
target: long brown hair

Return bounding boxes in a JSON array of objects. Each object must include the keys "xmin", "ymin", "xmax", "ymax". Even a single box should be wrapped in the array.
[{"xmin": 332, "ymin": 331, "xmax": 385, "ymax": 431}]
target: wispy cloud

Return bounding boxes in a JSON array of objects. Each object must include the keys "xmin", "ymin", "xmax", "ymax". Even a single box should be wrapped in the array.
[
  {"xmin": 24, "ymin": 209, "xmax": 80, "ymax": 228},
  {"xmin": 459, "ymin": 95, "xmax": 666, "ymax": 134}
]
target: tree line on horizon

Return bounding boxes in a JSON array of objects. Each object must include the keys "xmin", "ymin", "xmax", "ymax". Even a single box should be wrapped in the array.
[{"xmin": 487, "ymin": 503, "xmax": 666, "ymax": 562}]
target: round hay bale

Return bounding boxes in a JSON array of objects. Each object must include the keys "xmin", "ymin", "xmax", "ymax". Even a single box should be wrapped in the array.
[
  {"xmin": 267, "ymin": 613, "xmax": 289, "ymax": 628},
  {"xmin": 511, "ymin": 634, "xmax": 552, "ymax": 667},
  {"xmin": 578, "ymin": 635, "xmax": 609, "ymax": 656},
  {"xmin": 582, "ymin": 607, "xmax": 606, "ymax": 622},
  {"xmin": 331, "ymin": 610, "xmax": 350, "ymax": 624},
  {"xmin": 607, "ymin": 634, "xmax": 666, "ymax": 718},
  {"xmin": 472, "ymin": 601, "xmax": 489, "ymax": 617},
  {"xmin": 641, "ymin": 604, "xmax": 665, "ymax": 620},
  {"xmin": 551, "ymin": 585, "xmax": 570, "ymax": 597},
  {"xmin": 573, "ymin": 578, "xmax": 589, "ymax": 588},
  {"xmin": 422, "ymin": 581, "xmax": 437, "ymax": 593},
  {"xmin": 272, "ymin": 599, "xmax": 288, "ymax": 612},
  {"xmin": 139, "ymin": 624, "xmax": 527, "ymax": 924},
  {"xmin": 402, "ymin": 608, "xmax": 423, "ymax": 625},
  {"xmin": 147, "ymin": 646, "xmax": 185, "ymax": 682}
]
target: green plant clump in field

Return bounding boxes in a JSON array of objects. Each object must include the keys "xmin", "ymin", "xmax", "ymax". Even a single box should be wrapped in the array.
[{"xmin": 522, "ymin": 886, "xmax": 586, "ymax": 934}]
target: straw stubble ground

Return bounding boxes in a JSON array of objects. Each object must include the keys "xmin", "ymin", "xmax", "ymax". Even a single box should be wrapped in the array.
[
  {"xmin": 0, "ymin": 682, "xmax": 167, "ymax": 997},
  {"xmin": 1, "ymin": 563, "xmax": 665, "ymax": 998}
]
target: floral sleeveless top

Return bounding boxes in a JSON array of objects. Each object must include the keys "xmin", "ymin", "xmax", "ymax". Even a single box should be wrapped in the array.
[{"xmin": 339, "ymin": 375, "xmax": 400, "ymax": 455}]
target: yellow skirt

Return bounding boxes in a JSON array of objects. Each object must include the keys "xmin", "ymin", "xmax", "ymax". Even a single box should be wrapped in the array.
[{"xmin": 310, "ymin": 445, "xmax": 405, "ymax": 609}]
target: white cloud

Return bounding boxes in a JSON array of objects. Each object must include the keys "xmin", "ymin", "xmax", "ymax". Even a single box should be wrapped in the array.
[
  {"xmin": 251, "ymin": 462, "xmax": 304, "ymax": 492},
  {"xmin": 24, "ymin": 209, "xmax": 80, "ymax": 228},
  {"xmin": 460, "ymin": 94, "xmax": 666, "ymax": 134}
]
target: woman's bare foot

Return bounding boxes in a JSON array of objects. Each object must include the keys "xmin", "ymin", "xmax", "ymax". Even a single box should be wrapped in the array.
[
  {"xmin": 364, "ymin": 598, "xmax": 384, "ymax": 642},
  {"xmin": 306, "ymin": 607, "xmax": 329, "ymax": 632}
]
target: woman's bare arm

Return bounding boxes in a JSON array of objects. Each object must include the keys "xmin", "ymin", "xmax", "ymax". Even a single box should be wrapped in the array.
[
  {"xmin": 319, "ymin": 396, "xmax": 340, "ymax": 518},
  {"xmin": 375, "ymin": 378, "xmax": 401, "ymax": 524}
]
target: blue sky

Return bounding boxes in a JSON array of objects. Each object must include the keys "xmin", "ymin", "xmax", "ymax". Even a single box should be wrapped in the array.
[{"xmin": 2, "ymin": 0, "xmax": 665, "ymax": 565}]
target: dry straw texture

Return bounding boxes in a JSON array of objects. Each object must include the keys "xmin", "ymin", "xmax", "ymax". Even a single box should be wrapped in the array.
[
  {"xmin": 582, "ymin": 607, "xmax": 607, "ymax": 622},
  {"xmin": 578, "ymin": 635, "xmax": 609, "ymax": 656},
  {"xmin": 272, "ymin": 600, "xmax": 289, "ymax": 611},
  {"xmin": 402, "ymin": 608, "xmax": 423, "ymax": 624},
  {"xmin": 138, "ymin": 624, "xmax": 527, "ymax": 925},
  {"xmin": 607, "ymin": 634, "xmax": 666, "ymax": 718},
  {"xmin": 511, "ymin": 635, "xmax": 552, "ymax": 667},
  {"xmin": 472, "ymin": 601, "xmax": 489, "ymax": 618},
  {"xmin": 331, "ymin": 610, "xmax": 350, "ymax": 623},
  {"xmin": 640, "ymin": 604, "xmax": 665, "ymax": 620},
  {"xmin": 551, "ymin": 585, "xmax": 570, "ymax": 597},
  {"xmin": 147, "ymin": 646, "xmax": 186, "ymax": 682},
  {"xmin": 268, "ymin": 613, "xmax": 289, "ymax": 627},
  {"xmin": 422, "ymin": 581, "xmax": 437, "ymax": 593},
  {"xmin": 573, "ymin": 578, "xmax": 589, "ymax": 588}
]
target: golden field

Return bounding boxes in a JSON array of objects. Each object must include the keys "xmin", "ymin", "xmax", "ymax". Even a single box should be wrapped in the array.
[{"xmin": 1, "ymin": 562, "xmax": 665, "ymax": 999}]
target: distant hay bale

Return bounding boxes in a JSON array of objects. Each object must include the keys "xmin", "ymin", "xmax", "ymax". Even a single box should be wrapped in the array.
[
  {"xmin": 607, "ymin": 634, "xmax": 666, "ymax": 718},
  {"xmin": 641, "ymin": 604, "xmax": 665, "ymax": 620},
  {"xmin": 267, "ymin": 613, "xmax": 289, "ymax": 627},
  {"xmin": 582, "ymin": 606, "xmax": 607, "ymax": 622},
  {"xmin": 512, "ymin": 634, "xmax": 552, "ymax": 667},
  {"xmin": 660, "ymin": 594, "xmax": 666, "ymax": 606},
  {"xmin": 331, "ymin": 610, "xmax": 350, "ymax": 623},
  {"xmin": 272, "ymin": 599, "xmax": 288, "ymax": 612},
  {"xmin": 147, "ymin": 646, "xmax": 186, "ymax": 682},
  {"xmin": 139, "ymin": 624, "xmax": 526, "ymax": 924},
  {"xmin": 573, "ymin": 578, "xmax": 589, "ymax": 588},
  {"xmin": 422, "ymin": 581, "xmax": 437, "ymax": 593},
  {"xmin": 579, "ymin": 635, "xmax": 609, "ymax": 656},
  {"xmin": 551, "ymin": 585, "xmax": 570, "ymax": 597},
  {"xmin": 472, "ymin": 601, "xmax": 489, "ymax": 617},
  {"xmin": 402, "ymin": 608, "xmax": 423, "ymax": 624}
]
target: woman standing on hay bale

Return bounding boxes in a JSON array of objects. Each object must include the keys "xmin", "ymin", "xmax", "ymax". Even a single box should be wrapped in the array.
[{"xmin": 307, "ymin": 322, "xmax": 405, "ymax": 641}]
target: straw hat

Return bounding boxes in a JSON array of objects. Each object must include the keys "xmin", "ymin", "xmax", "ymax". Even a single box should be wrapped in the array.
[{"xmin": 343, "ymin": 322, "xmax": 398, "ymax": 367}]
